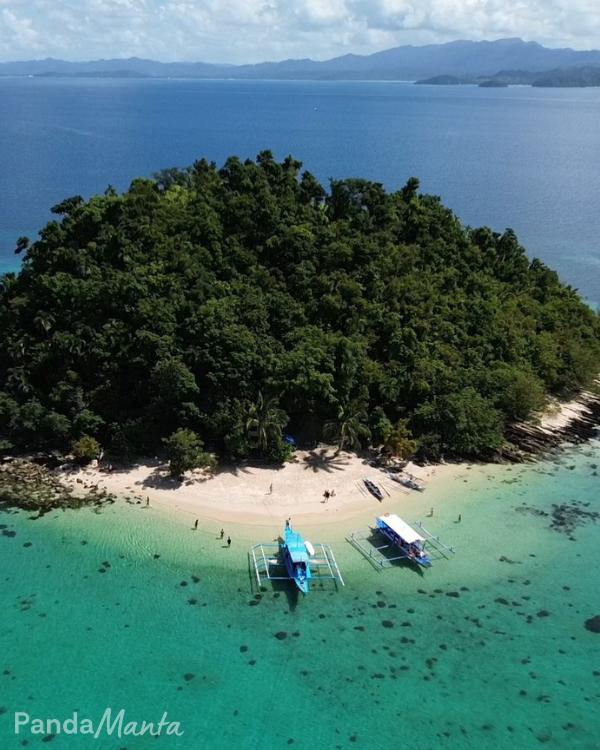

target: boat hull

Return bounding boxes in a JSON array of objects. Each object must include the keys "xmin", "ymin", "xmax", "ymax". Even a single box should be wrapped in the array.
[
  {"xmin": 283, "ymin": 553, "xmax": 309, "ymax": 593},
  {"xmin": 282, "ymin": 527, "xmax": 312, "ymax": 594},
  {"xmin": 363, "ymin": 479, "xmax": 384, "ymax": 501}
]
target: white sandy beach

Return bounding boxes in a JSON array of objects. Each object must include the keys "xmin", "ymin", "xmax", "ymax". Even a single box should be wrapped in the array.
[
  {"xmin": 58, "ymin": 383, "xmax": 599, "ymax": 538},
  {"xmin": 60, "ymin": 447, "xmax": 465, "ymax": 537}
]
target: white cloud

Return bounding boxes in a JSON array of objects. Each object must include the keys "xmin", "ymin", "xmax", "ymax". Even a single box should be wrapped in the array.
[
  {"xmin": 0, "ymin": 0, "xmax": 598, "ymax": 62},
  {"xmin": 0, "ymin": 7, "xmax": 42, "ymax": 56}
]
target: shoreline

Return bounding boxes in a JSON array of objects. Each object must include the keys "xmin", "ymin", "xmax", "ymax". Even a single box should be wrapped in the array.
[
  {"xmin": 59, "ymin": 449, "xmax": 466, "ymax": 539},
  {"xmin": 4, "ymin": 380, "xmax": 597, "ymax": 538},
  {"xmin": 505, "ymin": 380, "xmax": 600, "ymax": 458}
]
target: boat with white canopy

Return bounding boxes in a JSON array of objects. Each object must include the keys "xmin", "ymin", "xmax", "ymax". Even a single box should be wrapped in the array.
[
  {"xmin": 347, "ymin": 514, "xmax": 455, "ymax": 570},
  {"xmin": 375, "ymin": 514, "xmax": 431, "ymax": 566}
]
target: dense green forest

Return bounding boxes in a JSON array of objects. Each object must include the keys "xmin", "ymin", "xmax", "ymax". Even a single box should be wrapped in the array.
[{"xmin": 1, "ymin": 152, "xmax": 599, "ymax": 463}]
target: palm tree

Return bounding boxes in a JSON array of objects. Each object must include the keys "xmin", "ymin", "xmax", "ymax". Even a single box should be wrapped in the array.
[
  {"xmin": 324, "ymin": 401, "xmax": 370, "ymax": 453},
  {"xmin": 245, "ymin": 392, "xmax": 287, "ymax": 455}
]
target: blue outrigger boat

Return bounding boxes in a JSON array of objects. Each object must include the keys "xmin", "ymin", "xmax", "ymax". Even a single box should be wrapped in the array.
[
  {"xmin": 375, "ymin": 514, "xmax": 432, "ymax": 567},
  {"xmin": 250, "ymin": 528, "xmax": 344, "ymax": 591},
  {"xmin": 282, "ymin": 525, "xmax": 313, "ymax": 594}
]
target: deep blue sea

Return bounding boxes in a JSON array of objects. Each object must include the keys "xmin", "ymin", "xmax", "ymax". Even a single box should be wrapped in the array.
[{"xmin": 1, "ymin": 78, "xmax": 599, "ymax": 302}]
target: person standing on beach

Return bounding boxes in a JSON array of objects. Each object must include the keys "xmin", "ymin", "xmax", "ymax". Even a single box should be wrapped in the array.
[
  {"xmin": 220, "ymin": 528, "xmax": 224, "ymax": 539},
  {"xmin": 227, "ymin": 536, "xmax": 231, "ymax": 548},
  {"xmin": 194, "ymin": 519, "xmax": 199, "ymax": 530},
  {"xmin": 458, "ymin": 514, "xmax": 462, "ymax": 523},
  {"xmin": 146, "ymin": 496, "xmax": 150, "ymax": 508},
  {"xmin": 268, "ymin": 483, "xmax": 273, "ymax": 494}
]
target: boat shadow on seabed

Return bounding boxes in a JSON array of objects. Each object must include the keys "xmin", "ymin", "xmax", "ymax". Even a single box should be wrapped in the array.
[
  {"xmin": 347, "ymin": 528, "xmax": 428, "ymax": 577},
  {"xmin": 246, "ymin": 553, "xmax": 300, "ymax": 611}
]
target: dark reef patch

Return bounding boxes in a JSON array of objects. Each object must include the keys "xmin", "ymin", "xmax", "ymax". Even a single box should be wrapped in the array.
[
  {"xmin": 516, "ymin": 500, "xmax": 599, "ymax": 537},
  {"xmin": 584, "ymin": 615, "xmax": 600, "ymax": 633}
]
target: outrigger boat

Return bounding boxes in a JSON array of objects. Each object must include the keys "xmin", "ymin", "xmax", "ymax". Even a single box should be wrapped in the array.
[
  {"xmin": 250, "ymin": 528, "xmax": 344, "ymax": 592},
  {"xmin": 388, "ymin": 472, "xmax": 425, "ymax": 492},
  {"xmin": 347, "ymin": 516, "xmax": 454, "ymax": 570},
  {"xmin": 375, "ymin": 513, "xmax": 431, "ymax": 566},
  {"xmin": 282, "ymin": 524, "xmax": 312, "ymax": 594},
  {"xmin": 363, "ymin": 478, "xmax": 384, "ymax": 501}
]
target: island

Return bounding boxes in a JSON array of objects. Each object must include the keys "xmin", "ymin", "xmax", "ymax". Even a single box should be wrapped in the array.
[
  {"xmin": 416, "ymin": 66, "xmax": 600, "ymax": 88},
  {"xmin": 1, "ymin": 152, "xmax": 599, "ymax": 511},
  {"xmin": 415, "ymin": 75, "xmax": 473, "ymax": 85},
  {"xmin": 532, "ymin": 66, "xmax": 600, "ymax": 87},
  {"xmin": 478, "ymin": 80, "xmax": 509, "ymax": 88}
]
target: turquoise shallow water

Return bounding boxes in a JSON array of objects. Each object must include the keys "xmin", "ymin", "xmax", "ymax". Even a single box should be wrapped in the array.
[{"xmin": 1, "ymin": 442, "xmax": 599, "ymax": 749}]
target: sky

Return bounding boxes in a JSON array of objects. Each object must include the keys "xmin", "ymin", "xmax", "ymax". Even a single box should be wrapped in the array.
[{"xmin": 0, "ymin": 0, "xmax": 599, "ymax": 63}]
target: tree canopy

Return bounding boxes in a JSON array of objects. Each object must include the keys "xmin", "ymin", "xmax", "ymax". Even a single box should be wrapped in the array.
[{"xmin": 1, "ymin": 151, "xmax": 599, "ymax": 461}]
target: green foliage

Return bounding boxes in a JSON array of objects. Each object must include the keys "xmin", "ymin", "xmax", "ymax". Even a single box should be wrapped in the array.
[
  {"xmin": 369, "ymin": 407, "xmax": 393, "ymax": 447},
  {"xmin": 245, "ymin": 392, "xmax": 288, "ymax": 459},
  {"xmin": 150, "ymin": 358, "xmax": 199, "ymax": 406},
  {"xmin": 0, "ymin": 392, "xmax": 18, "ymax": 431},
  {"xmin": 72, "ymin": 409, "xmax": 104, "ymax": 437},
  {"xmin": 324, "ymin": 400, "xmax": 370, "ymax": 452},
  {"xmin": 72, "ymin": 435, "xmax": 101, "ymax": 464},
  {"xmin": 163, "ymin": 428, "xmax": 216, "ymax": 480},
  {"xmin": 383, "ymin": 420, "xmax": 418, "ymax": 460},
  {"xmin": 487, "ymin": 365, "xmax": 546, "ymax": 421},
  {"xmin": 412, "ymin": 388, "xmax": 504, "ymax": 458},
  {"xmin": 265, "ymin": 439, "xmax": 294, "ymax": 464},
  {"xmin": 1, "ymin": 152, "xmax": 599, "ymax": 461}
]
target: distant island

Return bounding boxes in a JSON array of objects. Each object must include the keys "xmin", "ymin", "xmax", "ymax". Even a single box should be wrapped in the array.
[
  {"xmin": 417, "ymin": 65, "xmax": 600, "ymax": 88},
  {"xmin": 2, "ymin": 38, "xmax": 600, "ymax": 87},
  {"xmin": 415, "ymin": 75, "xmax": 509, "ymax": 86},
  {"xmin": 532, "ymin": 66, "xmax": 600, "ymax": 87},
  {"xmin": 478, "ymin": 80, "xmax": 509, "ymax": 88},
  {"xmin": 1, "ymin": 152, "xmax": 599, "ymax": 472}
]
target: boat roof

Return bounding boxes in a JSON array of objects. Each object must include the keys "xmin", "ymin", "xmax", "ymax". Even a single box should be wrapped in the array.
[
  {"xmin": 377, "ymin": 514, "xmax": 424, "ymax": 544},
  {"xmin": 285, "ymin": 529, "xmax": 309, "ymax": 563}
]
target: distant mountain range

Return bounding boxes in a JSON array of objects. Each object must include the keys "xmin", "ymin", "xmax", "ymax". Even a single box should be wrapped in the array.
[{"xmin": 2, "ymin": 38, "xmax": 600, "ymax": 86}]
